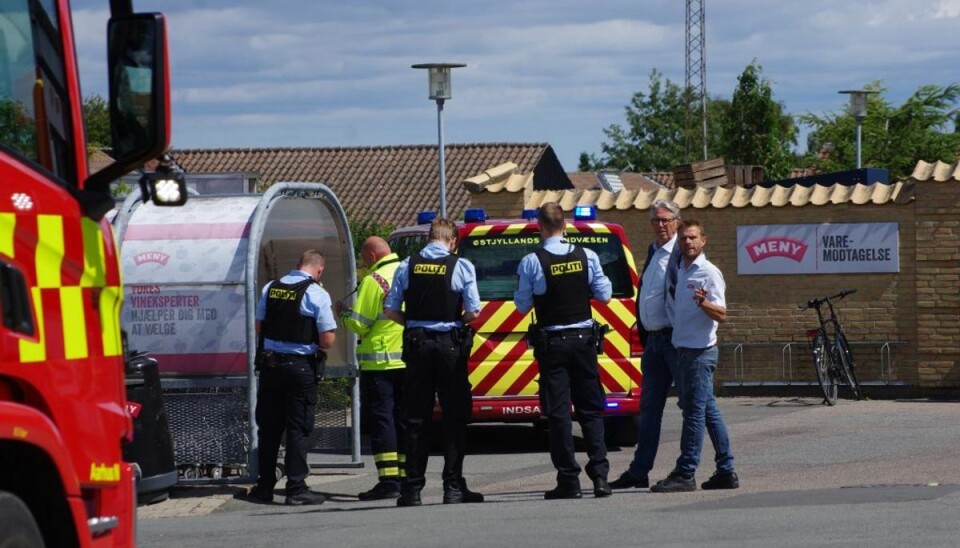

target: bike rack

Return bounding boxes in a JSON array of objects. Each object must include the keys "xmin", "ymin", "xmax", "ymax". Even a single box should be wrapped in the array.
[{"xmin": 720, "ymin": 339, "xmax": 907, "ymax": 386}]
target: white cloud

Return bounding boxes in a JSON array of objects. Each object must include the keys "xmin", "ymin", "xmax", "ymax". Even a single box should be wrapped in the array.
[{"xmin": 70, "ymin": 0, "xmax": 960, "ymax": 169}]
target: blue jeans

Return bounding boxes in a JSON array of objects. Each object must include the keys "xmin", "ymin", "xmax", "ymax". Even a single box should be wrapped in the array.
[
  {"xmin": 675, "ymin": 346, "xmax": 734, "ymax": 477},
  {"xmin": 628, "ymin": 330, "xmax": 678, "ymax": 478}
]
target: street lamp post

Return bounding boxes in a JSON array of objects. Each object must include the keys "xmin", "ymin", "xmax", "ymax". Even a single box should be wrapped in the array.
[
  {"xmin": 412, "ymin": 63, "xmax": 466, "ymax": 219},
  {"xmin": 838, "ymin": 89, "xmax": 876, "ymax": 169}
]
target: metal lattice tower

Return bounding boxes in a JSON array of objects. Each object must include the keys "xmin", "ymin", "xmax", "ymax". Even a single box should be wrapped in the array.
[{"xmin": 685, "ymin": 0, "xmax": 707, "ymax": 160}]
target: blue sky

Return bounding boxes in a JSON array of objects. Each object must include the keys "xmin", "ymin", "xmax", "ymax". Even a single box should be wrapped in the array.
[{"xmin": 73, "ymin": 0, "xmax": 960, "ymax": 171}]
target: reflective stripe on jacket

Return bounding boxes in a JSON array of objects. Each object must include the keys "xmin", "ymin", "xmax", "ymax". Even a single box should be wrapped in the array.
[{"xmin": 342, "ymin": 253, "xmax": 405, "ymax": 371}]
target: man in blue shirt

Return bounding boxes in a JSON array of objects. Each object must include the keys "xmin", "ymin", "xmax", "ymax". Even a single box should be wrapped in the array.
[
  {"xmin": 651, "ymin": 220, "xmax": 737, "ymax": 493},
  {"xmin": 241, "ymin": 250, "xmax": 337, "ymax": 506},
  {"xmin": 514, "ymin": 202, "xmax": 613, "ymax": 499},
  {"xmin": 385, "ymin": 218, "xmax": 483, "ymax": 507}
]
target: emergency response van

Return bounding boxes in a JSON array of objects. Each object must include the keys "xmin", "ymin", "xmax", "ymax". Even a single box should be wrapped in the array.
[{"xmin": 388, "ymin": 207, "xmax": 642, "ymax": 444}]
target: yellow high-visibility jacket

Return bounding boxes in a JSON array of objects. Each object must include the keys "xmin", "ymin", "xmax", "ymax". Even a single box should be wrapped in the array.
[{"xmin": 341, "ymin": 253, "xmax": 404, "ymax": 371}]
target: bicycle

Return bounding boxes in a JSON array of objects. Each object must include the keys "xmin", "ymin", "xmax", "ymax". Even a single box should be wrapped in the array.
[{"xmin": 798, "ymin": 289, "xmax": 862, "ymax": 405}]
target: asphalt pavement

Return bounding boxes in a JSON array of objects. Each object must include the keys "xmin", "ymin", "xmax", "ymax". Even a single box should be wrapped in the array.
[{"xmin": 137, "ymin": 396, "xmax": 960, "ymax": 547}]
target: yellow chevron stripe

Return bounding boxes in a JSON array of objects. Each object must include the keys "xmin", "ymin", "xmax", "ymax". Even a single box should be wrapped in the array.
[
  {"xmin": 501, "ymin": 223, "xmax": 528, "ymax": 235},
  {"xmin": 590, "ymin": 223, "xmax": 611, "ymax": 233},
  {"xmin": 622, "ymin": 244, "xmax": 638, "ymax": 276},
  {"xmin": 36, "ymin": 215, "xmax": 64, "ymax": 288},
  {"xmin": 0, "ymin": 213, "xmax": 14, "ymax": 258},
  {"xmin": 599, "ymin": 357, "xmax": 633, "ymax": 392},
  {"xmin": 81, "ymin": 218, "xmax": 107, "ymax": 288},
  {"xmin": 489, "ymin": 347, "xmax": 538, "ymax": 397},
  {"xmin": 475, "ymin": 303, "xmax": 518, "ymax": 334},
  {"xmin": 100, "ymin": 285, "xmax": 123, "ymax": 356},
  {"xmin": 467, "ymin": 224, "xmax": 494, "ymax": 236},
  {"xmin": 518, "ymin": 375, "xmax": 539, "ymax": 396},
  {"xmin": 19, "ymin": 287, "xmax": 46, "ymax": 362},
  {"xmin": 61, "ymin": 286, "xmax": 88, "ymax": 359},
  {"xmin": 472, "ymin": 334, "xmax": 526, "ymax": 396}
]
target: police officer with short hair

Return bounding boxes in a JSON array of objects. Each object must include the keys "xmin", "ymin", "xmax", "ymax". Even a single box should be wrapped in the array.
[
  {"xmin": 514, "ymin": 202, "xmax": 614, "ymax": 499},
  {"xmin": 338, "ymin": 236, "xmax": 406, "ymax": 501},
  {"xmin": 384, "ymin": 218, "xmax": 484, "ymax": 507},
  {"xmin": 241, "ymin": 249, "xmax": 336, "ymax": 506}
]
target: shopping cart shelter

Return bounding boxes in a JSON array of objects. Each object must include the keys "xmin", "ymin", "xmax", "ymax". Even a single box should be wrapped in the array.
[{"xmin": 115, "ymin": 183, "xmax": 361, "ymax": 481}]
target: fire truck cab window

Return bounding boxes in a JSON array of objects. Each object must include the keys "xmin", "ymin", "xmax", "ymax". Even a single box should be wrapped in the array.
[{"xmin": 0, "ymin": 0, "xmax": 75, "ymax": 181}]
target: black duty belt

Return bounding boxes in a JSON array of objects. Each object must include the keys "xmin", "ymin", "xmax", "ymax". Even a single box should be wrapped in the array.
[
  {"xmin": 648, "ymin": 328, "xmax": 673, "ymax": 338},
  {"xmin": 274, "ymin": 353, "xmax": 312, "ymax": 365},
  {"xmin": 543, "ymin": 327, "xmax": 593, "ymax": 338},
  {"xmin": 407, "ymin": 327, "xmax": 455, "ymax": 339}
]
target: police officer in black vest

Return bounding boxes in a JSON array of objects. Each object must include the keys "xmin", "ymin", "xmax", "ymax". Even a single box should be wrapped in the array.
[
  {"xmin": 240, "ymin": 250, "xmax": 337, "ymax": 506},
  {"xmin": 514, "ymin": 202, "xmax": 614, "ymax": 499},
  {"xmin": 384, "ymin": 218, "xmax": 484, "ymax": 507}
]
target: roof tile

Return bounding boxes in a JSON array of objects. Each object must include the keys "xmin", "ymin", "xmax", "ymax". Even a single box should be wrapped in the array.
[{"xmin": 171, "ymin": 144, "xmax": 552, "ymax": 227}]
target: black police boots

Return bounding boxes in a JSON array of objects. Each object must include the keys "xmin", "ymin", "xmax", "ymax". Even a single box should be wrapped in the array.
[
  {"xmin": 544, "ymin": 481, "xmax": 582, "ymax": 500},
  {"xmin": 443, "ymin": 479, "xmax": 484, "ymax": 504},
  {"xmin": 285, "ymin": 489, "xmax": 326, "ymax": 506},
  {"xmin": 358, "ymin": 481, "xmax": 402, "ymax": 501},
  {"xmin": 396, "ymin": 488, "xmax": 422, "ymax": 507},
  {"xmin": 234, "ymin": 484, "xmax": 274, "ymax": 503}
]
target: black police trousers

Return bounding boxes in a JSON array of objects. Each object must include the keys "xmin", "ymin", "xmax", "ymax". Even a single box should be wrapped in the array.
[
  {"xmin": 536, "ymin": 328, "xmax": 609, "ymax": 486},
  {"xmin": 255, "ymin": 355, "xmax": 317, "ymax": 495},
  {"xmin": 360, "ymin": 368, "xmax": 406, "ymax": 487},
  {"xmin": 401, "ymin": 329, "xmax": 472, "ymax": 491}
]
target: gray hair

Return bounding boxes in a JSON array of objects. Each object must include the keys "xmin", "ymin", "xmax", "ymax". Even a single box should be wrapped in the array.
[{"xmin": 650, "ymin": 199, "xmax": 681, "ymax": 220}]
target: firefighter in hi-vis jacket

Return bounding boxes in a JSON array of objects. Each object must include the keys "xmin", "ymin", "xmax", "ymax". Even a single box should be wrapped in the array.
[{"xmin": 338, "ymin": 236, "xmax": 406, "ymax": 501}]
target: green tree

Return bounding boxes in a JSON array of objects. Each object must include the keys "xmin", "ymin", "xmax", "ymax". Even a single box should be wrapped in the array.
[
  {"xmin": 799, "ymin": 83, "xmax": 960, "ymax": 180},
  {"xmin": 585, "ymin": 70, "xmax": 729, "ymax": 173},
  {"xmin": 83, "ymin": 94, "xmax": 111, "ymax": 149},
  {"xmin": 719, "ymin": 61, "xmax": 798, "ymax": 179},
  {"xmin": 596, "ymin": 70, "xmax": 690, "ymax": 171},
  {"xmin": 0, "ymin": 98, "xmax": 37, "ymax": 159},
  {"xmin": 348, "ymin": 217, "xmax": 395, "ymax": 276}
]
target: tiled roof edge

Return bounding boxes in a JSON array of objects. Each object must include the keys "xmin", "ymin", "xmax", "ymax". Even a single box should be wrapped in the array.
[
  {"xmin": 522, "ymin": 181, "xmax": 913, "ymax": 210},
  {"xmin": 171, "ymin": 142, "xmax": 551, "ymax": 154}
]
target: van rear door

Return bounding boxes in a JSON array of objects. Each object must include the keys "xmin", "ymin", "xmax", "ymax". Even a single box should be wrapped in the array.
[{"xmin": 458, "ymin": 222, "xmax": 640, "ymax": 405}]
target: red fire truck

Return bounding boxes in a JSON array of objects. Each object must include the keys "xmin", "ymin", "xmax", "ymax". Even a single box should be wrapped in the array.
[{"xmin": 0, "ymin": 1, "xmax": 183, "ymax": 546}]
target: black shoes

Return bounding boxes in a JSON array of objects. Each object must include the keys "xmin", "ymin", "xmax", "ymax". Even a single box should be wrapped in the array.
[
  {"xmin": 235, "ymin": 484, "xmax": 274, "ymax": 503},
  {"xmin": 544, "ymin": 484, "xmax": 583, "ymax": 500},
  {"xmin": 358, "ymin": 482, "xmax": 402, "ymax": 501},
  {"xmin": 650, "ymin": 471, "xmax": 696, "ymax": 493},
  {"xmin": 609, "ymin": 471, "xmax": 650, "ymax": 490},
  {"xmin": 443, "ymin": 479, "xmax": 485, "ymax": 504},
  {"xmin": 701, "ymin": 470, "xmax": 739, "ymax": 490},
  {"xmin": 592, "ymin": 478, "xmax": 612, "ymax": 498},
  {"xmin": 396, "ymin": 489, "xmax": 422, "ymax": 507},
  {"xmin": 284, "ymin": 489, "xmax": 326, "ymax": 506}
]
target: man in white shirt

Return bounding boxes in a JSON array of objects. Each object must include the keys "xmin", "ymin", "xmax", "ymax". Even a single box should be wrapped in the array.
[{"xmin": 651, "ymin": 220, "xmax": 737, "ymax": 493}]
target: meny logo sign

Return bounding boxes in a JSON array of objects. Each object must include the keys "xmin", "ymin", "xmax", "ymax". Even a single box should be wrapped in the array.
[{"xmin": 737, "ymin": 223, "xmax": 899, "ymax": 275}]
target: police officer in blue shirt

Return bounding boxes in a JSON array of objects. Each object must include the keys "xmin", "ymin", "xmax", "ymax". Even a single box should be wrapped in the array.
[
  {"xmin": 384, "ymin": 218, "xmax": 484, "ymax": 507},
  {"xmin": 514, "ymin": 202, "xmax": 614, "ymax": 499},
  {"xmin": 240, "ymin": 250, "xmax": 337, "ymax": 506}
]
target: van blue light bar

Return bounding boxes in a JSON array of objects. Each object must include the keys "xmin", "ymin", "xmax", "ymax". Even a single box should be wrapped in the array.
[
  {"xmin": 464, "ymin": 208, "xmax": 486, "ymax": 223},
  {"xmin": 521, "ymin": 209, "xmax": 538, "ymax": 220},
  {"xmin": 573, "ymin": 205, "xmax": 596, "ymax": 221},
  {"xmin": 417, "ymin": 211, "xmax": 437, "ymax": 224}
]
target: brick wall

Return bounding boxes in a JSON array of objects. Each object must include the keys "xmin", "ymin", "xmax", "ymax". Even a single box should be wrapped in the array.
[{"xmin": 468, "ymin": 179, "xmax": 960, "ymax": 389}]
